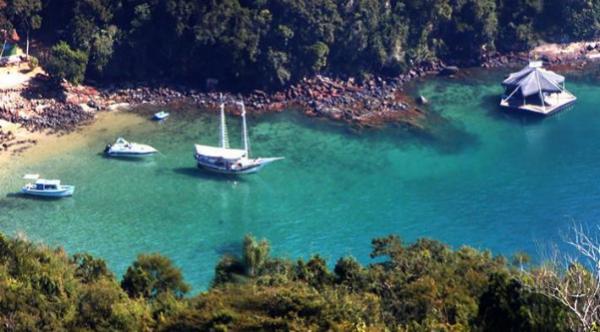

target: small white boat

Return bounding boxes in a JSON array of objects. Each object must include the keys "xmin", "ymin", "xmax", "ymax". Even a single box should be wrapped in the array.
[
  {"xmin": 104, "ymin": 137, "xmax": 157, "ymax": 158},
  {"xmin": 153, "ymin": 111, "xmax": 170, "ymax": 121},
  {"xmin": 21, "ymin": 174, "xmax": 75, "ymax": 198}
]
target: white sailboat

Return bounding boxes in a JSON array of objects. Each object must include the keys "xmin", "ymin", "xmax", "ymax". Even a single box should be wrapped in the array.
[{"xmin": 194, "ymin": 100, "xmax": 283, "ymax": 174}]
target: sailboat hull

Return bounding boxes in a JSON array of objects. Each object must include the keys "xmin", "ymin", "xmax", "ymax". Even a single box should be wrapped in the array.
[
  {"xmin": 196, "ymin": 157, "xmax": 283, "ymax": 175},
  {"xmin": 197, "ymin": 162, "xmax": 263, "ymax": 174}
]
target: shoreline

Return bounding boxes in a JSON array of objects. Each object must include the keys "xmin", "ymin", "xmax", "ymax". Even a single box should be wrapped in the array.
[
  {"xmin": 1, "ymin": 40, "xmax": 599, "ymax": 159},
  {"xmin": 0, "ymin": 111, "xmax": 147, "ymax": 176}
]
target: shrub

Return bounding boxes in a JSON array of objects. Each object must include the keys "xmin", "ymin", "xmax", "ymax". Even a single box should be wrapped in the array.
[{"xmin": 45, "ymin": 41, "xmax": 88, "ymax": 84}]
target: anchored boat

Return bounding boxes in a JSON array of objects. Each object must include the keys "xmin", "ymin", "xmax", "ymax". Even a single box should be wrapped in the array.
[
  {"xmin": 153, "ymin": 111, "xmax": 170, "ymax": 121},
  {"xmin": 21, "ymin": 174, "xmax": 75, "ymax": 198},
  {"xmin": 194, "ymin": 100, "xmax": 283, "ymax": 174},
  {"xmin": 104, "ymin": 137, "xmax": 158, "ymax": 158}
]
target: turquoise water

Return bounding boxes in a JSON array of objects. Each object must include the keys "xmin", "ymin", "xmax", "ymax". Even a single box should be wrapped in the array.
[{"xmin": 1, "ymin": 69, "xmax": 600, "ymax": 291}]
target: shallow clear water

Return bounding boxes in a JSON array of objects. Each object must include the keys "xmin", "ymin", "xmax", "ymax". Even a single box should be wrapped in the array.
[{"xmin": 1, "ymin": 69, "xmax": 599, "ymax": 291}]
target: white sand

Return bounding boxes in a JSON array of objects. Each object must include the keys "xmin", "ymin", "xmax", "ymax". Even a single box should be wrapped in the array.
[{"xmin": 0, "ymin": 65, "xmax": 42, "ymax": 90}]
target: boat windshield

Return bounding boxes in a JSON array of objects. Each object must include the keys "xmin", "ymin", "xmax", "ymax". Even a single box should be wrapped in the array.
[{"xmin": 115, "ymin": 138, "xmax": 129, "ymax": 145}]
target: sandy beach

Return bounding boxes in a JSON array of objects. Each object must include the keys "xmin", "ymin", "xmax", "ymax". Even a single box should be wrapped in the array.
[{"xmin": 0, "ymin": 111, "xmax": 147, "ymax": 178}]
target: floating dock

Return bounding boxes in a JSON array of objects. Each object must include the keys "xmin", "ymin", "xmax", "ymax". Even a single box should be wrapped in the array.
[{"xmin": 500, "ymin": 61, "xmax": 576, "ymax": 115}]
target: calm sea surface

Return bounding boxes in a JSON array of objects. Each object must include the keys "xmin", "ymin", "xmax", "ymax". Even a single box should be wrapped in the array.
[{"xmin": 1, "ymin": 69, "xmax": 599, "ymax": 291}]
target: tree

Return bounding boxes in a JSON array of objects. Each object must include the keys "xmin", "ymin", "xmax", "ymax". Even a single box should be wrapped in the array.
[
  {"xmin": 0, "ymin": 1, "xmax": 9, "ymax": 30},
  {"xmin": 477, "ymin": 272, "xmax": 570, "ymax": 331},
  {"xmin": 560, "ymin": 0, "xmax": 600, "ymax": 40},
  {"xmin": 74, "ymin": 279, "xmax": 152, "ymax": 331},
  {"xmin": 243, "ymin": 234, "xmax": 270, "ymax": 277},
  {"xmin": 306, "ymin": 41, "xmax": 329, "ymax": 72},
  {"xmin": 496, "ymin": 0, "xmax": 542, "ymax": 51},
  {"xmin": 440, "ymin": 0, "xmax": 498, "ymax": 60},
  {"xmin": 528, "ymin": 224, "xmax": 600, "ymax": 331},
  {"xmin": 334, "ymin": 256, "xmax": 367, "ymax": 290},
  {"xmin": 71, "ymin": 253, "xmax": 114, "ymax": 283},
  {"xmin": 5, "ymin": 0, "xmax": 42, "ymax": 57},
  {"xmin": 88, "ymin": 25, "xmax": 118, "ymax": 76},
  {"xmin": 45, "ymin": 41, "xmax": 89, "ymax": 84},
  {"xmin": 121, "ymin": 253, "xmax": 190, "ymax": 299},
  {"xmin": 67, "ymin": 0, "xmax": 115, "ymax": 50},
  {"xmin": 294, "ymin": 255, "xmax": 333, "ymax": 289}
]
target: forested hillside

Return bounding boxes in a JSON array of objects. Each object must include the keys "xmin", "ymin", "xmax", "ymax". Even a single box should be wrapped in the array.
[
  {"xmin": 0, "ymin": 232, "xmax": 584, "ymax": 331},
  {"xmin": 1, "ymin": 0, "xmax": 599, "ymax": 88}
]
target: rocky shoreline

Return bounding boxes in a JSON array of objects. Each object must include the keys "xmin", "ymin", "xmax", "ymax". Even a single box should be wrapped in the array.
[
  {"xmin": 2, "ymin": 42, "xmax": 599, "ymax": 155},
  {"xmin": 0, "ymin": 74, "xmax": 95, "ymax": 132},
  {"xmin": 0, "ymin": 68, "xmax": 434, "ymax": 154},
  {"xmin": 101, "ymin": 73, "xmax": 431, "ymax": 129},
  {"xmin": 480, "ymin": 40, "xmax": 600, "ymax": 68},
  {"xmin": 100, "ymin": 60, "xmax": 449, "ymax": 126}
]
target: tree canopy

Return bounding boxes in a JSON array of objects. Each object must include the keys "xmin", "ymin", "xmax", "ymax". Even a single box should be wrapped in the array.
[
  {"xmin": 2, "ymin": 0, "xmax": 598, "ymax": 88},
  {"xmin": 0, "ymin": 0, "xmax": 600, "ymax": 89},
  {"xmin": 0, "ymin": 231, "xmax": 581, "ymax": 330}
]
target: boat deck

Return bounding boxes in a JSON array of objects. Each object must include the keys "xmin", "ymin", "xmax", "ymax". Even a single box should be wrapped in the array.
[{"xmin": 500, "ymin": 91, "xmax": 577, "ymax": 115}]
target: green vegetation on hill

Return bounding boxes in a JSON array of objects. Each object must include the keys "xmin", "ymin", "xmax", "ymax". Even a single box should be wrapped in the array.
[
  {"xmin": 1, "ymin": 0, "xmax": 600, "ymax": 88},
  {"xmin": 45, "ymin": 41, "xmax": 88, "ymax": 84},
  {"xmin": 0, "ymin": 232, "xmax": 577, "ymax": 331}
]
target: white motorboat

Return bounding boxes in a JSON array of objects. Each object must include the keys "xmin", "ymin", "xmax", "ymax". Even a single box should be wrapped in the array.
[
  {"xmin": 153, "ymin": 111, "xmax": 170, "ymax": 121},
  {"xmin": 21, "ymin": 174, "xmax": 75, "ymax": 198},
  {"xmin": 194, "ymin": 99, "xmax": 283, "ymax": 175},
  {"xmin": 104, "ymin": 137, "xmax": 157, "ymax": 158}
]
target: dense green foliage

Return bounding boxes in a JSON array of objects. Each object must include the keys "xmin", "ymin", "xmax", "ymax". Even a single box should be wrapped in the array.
[
  {"xmin": 0, "ymin": 232, "xmax": 576, "ymax": 331},
  {"xmin": 1, "ymin": 0, "xmax": 600, "ymax": 87},
  {"xmin": 121, "ymin": 253, "xmax": 190, "ymax": 299},
  {"xmin": 45, "ymin": 41, "xmax": 89, "ymax": 84},
  {"xmin": 0, "ymin": 0, "xmax": 42, "ymax": 37},
  {"xmin": 0, "ymin": 233, "xmax": 152, "ymax": 330}
]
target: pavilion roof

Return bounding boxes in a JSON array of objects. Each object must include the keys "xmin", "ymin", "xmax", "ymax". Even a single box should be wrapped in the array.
[{"xmin": 502, "ymin": 61, "xmax": 565, "ymax": 97}]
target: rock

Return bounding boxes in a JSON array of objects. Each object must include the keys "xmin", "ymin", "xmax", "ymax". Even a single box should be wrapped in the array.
[
  {"xmin": 108, "ymin": 103, "xmax": 131, "ymax": 112},
  {"xmin": 416, "ymin": 95, "xmax": 428, "ymax": 105},
  {"xmin": 87, "ymin": 99, "xmax": 98, "ymax": 109}
]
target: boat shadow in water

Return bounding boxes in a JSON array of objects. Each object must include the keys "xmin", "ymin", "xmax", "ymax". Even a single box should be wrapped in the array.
[
  {"xmin": 97, "ymin": 152, "xmax": 154, "ymax": 163},
  {"xmin": 5, "ymin": 192, "xmax": 66, "ymax": 201},
  {"xmin": 172, "ymin": 167, "xmax": 247, "ymax": 182}
]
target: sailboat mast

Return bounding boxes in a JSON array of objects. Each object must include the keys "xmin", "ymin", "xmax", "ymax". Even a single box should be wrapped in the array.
[
  {"xmin": 240, "ymin": 101, "xmax": 250, "ymax": 156},
  {"xmin": 220, "ymin": 101, "xmax": 230, "ymax": 149}
]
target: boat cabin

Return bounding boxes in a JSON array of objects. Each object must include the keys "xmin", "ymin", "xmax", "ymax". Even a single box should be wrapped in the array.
[{"xmin": 35, "ymin": 179, "xmax": 61, "ymax": 190}]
